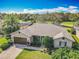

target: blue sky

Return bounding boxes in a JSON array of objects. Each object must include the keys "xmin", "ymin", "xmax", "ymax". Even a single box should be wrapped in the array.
[{"xmin": 0, "ymin": 0, "xmax": 79, "ymax": 13}]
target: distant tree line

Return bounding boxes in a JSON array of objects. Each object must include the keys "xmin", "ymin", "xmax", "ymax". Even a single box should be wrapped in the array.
[
  {"xmin": 0, "ymin": 13, "xmax": 79, "ymax": 24},
  {"xmin": 0, "ymin": 13, "xmax": 79, "ymax": 36}
]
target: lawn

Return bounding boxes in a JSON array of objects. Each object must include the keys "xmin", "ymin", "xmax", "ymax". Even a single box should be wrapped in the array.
[
  {"xmin": 66, "ymin": 28, "xmax": 79, "ymax": 43},
  {"xmin": 72, "ymin": 34, "xmax": 79, "ymax": 43},
  {"xmin": 0, "ymin": 38, "xmax": 9, "ymax": 44},
  {"xmin": 61, "ymin": 22, "xmax": 75, "ymax": 27},
  {"xmin": 0, "ymin": 37, "xmax": 10, "ymax": 53},
  {"xmin": 16, "ymin": 49, "xmax": 52, "ymax": 59}
]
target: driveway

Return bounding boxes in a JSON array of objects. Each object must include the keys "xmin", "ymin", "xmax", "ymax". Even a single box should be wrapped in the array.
[
  {"xmin": 0, "ymin": 44, "xmax": 42, "ymax": 59},
  {"xmin": 15, "ymin": 44, "xmax": 42, "ymax": 50},
  {"xmin": 0, "ymin": 46, "xmax": 22, "ymax": 59}
]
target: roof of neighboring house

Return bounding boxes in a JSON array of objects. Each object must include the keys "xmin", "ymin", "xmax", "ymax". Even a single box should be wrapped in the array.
[
  {"xmin": 18, "ymin": 22, "xmax": 33, "ymax": 26},
  {"xmin": 74, "ymin": 26, "xmax": 79, "ymax": 30},
  {"xmin": 11, "ymin": 23, "xmax": 75, "ymax": 42}
]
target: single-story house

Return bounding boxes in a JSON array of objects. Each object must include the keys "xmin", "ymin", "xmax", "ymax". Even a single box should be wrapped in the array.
[
  {"xmin": 18, "ymin": 22, "xmax": 33, "ymax": 29},
  {"xmin": 11, "ymin": 23, "xmax": 75, "ymax": 48},
  {"xmin": 74, "ymin": 26, "xmax": 79, "ymax": 38}
]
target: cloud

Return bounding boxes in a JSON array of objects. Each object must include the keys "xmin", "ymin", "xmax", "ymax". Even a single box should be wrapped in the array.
[
  {"xmin": 0, "ymin": 6, "xmax": 79, "ymax": 14},
  {"xmin": 23, "ymin": 6, "xmax": 79, "ymax": 14},
  {"xmin": 69, "ymin": 6, "xmax": 78, "ymax": 9}
]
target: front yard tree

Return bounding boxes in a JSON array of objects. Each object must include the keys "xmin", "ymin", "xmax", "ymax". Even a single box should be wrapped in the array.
[
  {"xmin": 2, "ymin": 14, "xmax": 19, "ymax": 36},
  {"xmin": 43, "ymin": 36, "xmax": 53, "ymax": 54},
  {"xmin": 52, "ymin": 47, "xmax": 79, "ymax": 59}
]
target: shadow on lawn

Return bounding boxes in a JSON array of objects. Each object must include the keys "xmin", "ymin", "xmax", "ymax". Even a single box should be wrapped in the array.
[{"xmin": 24, "ymin": 48, "xmax": 37, "ymax": 51}]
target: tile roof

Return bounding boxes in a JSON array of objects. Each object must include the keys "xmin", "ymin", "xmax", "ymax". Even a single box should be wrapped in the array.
[{"xmin": 11, "ymin": 23, "xmax": 75, "ymax": 42}]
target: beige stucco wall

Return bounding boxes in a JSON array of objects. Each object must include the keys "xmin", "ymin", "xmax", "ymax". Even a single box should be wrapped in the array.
[
  {"xmin": 76, "ymin": 30, "xmax": 79, "ymax": 38},
  {"xmin": 54, "ymin": 38, "xmax": 72, "ymax": 48}
]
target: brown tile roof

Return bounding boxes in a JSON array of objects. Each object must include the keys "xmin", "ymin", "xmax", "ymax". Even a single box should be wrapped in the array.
[{"xmin": 11, "ymin": 23, "xmax": 75, "ymax": 42}]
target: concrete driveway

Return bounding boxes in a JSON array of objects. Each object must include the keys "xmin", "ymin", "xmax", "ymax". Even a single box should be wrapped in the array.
[
  {"xmin": 0, "ymin": 44, "xmax": 42, "ymax": 59},
  {"xmin": 0, "ymin": 46, "xmax": 22, "ymax": 59}
]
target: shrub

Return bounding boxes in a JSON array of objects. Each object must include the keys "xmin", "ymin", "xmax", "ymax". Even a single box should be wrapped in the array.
[
  {"xmin": 0, "ymin": 43, "xmax": 10, "ymax": 50},
  {"xmin": 52, "ymin": 47, "xmax": 79, "ymax": 59},
  {"xmin": 0, "ymin": 48, "xmax": 3, "ymax": 53},
  {"xmin": 73, "ymin": 43, "xmax": 79, "ymax": 50}
]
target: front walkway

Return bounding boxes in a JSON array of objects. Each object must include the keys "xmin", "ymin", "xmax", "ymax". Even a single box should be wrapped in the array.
[{"xmin": 0, "ymin": 46, "xmax": 22, "ymax": 59}]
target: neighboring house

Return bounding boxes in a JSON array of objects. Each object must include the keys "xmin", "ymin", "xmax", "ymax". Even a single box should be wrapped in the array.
[
  {"xmin": 74, "ymin": 26, "xmax": 79, "ymax": 38},
  {"xmin": 18, "ymin": 22, "xmax": 33, "ymax": 29},
  {"xmin": 11, "ymin": 23, "xmax": 75, "ymax": 48}
]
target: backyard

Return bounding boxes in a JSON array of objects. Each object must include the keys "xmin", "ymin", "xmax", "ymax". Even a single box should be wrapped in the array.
[{"xmin": 16, "ymin": 49, "xmax": 52, "ymax": 59}]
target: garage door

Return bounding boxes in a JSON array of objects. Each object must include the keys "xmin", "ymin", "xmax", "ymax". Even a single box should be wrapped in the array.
[{"xmin": 14, "ymin": 37, "xmax": 27, "ymax": 44}]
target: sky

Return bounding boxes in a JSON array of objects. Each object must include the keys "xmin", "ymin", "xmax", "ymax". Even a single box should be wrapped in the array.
[{"xmin": 0, "ymin": 0, "xmax": 79, "ymax": 14}]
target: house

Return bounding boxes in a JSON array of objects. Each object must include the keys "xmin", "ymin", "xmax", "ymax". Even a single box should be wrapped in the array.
[
  {"xmin": 18, "ymin": 22, "xmax": 33, "ymax": 29},
  {"xmin": 11, "ymin": 23, "xmax": 75, "ymax": 48},
  {"xmin": 74, "ymin": 26, "xmax": 79, "ymax": 38}
]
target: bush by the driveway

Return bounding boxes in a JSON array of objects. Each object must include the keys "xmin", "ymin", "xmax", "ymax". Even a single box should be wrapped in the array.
[
  {"xmin": 0, "ymin": 43, "xmax": 10, "ymax": 50},
  {"xmin": 0, "ymin": 38, "xmax": 11, "ymax": 50}
]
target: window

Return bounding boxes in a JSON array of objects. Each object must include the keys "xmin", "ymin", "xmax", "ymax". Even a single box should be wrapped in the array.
[
  {"xmin": 59, "ymin": 41, "xmax": 61, "ymax": 46},
  {"xmin": 64, "ymin": 42, "xmax": 67, "ymax": 46}
]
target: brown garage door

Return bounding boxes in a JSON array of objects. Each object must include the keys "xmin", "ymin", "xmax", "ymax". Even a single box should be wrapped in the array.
[{"xmin": 14, "ymin": 37, "xmax": 27, "ymax": 44}]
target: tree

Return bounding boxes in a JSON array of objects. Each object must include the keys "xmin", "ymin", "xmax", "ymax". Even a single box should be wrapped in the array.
[
  {"xmin": 52, "ymin": 47, "xmax": 79, "ymax": 59},
  {"xmin": 42, "ymin": 36, "xmax": 54, "ymax": 54},
  {"xmin": 75, "ymin": 20, "xmax": 79, "ymax": 26},
  {"xmin": 73, "ymin": 43, "xmax": 79, "ymax": 50},
  {"xmin": 32, "ymin": 36, "xmax": 41, "ymax": 47},
  {"xmin": 2, "ymin": 14, "xmax": 19, "ymax": 36},
  {"xmin": 69, "ymin": 14, "xmax": 78, "ymax": 22}
]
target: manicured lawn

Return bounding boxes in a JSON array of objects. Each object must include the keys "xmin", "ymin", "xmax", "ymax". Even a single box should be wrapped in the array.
[
  {"xmin": 18, "ymin": 20, "xmax": 24, "ymax": 22},
  {"xmin": 0, "ymin": 38, "xmax": 9, "ymax": 53},
  {"xmin": 0, "ymin": 38, "xmax": 9, "ymax": 44},
  {"xmin": 65, "ymin": 27, "xmax": 79, "ymax": 43},
  {"xmin": 0, "ymin": 38, "xmax": 10, "ymax": 53},
  {"xmin": 16, "ymin": 49, "xmax": 52, "ymax": 59},
  {"xmin": 66, "ymin": 28, "xmax": 72, "ymax": 33},
  {"xmin": 61, "ymin": 22, "xmax": 75, "ymax": 27},
  {"xmin": 72, "ymin": 34, "xmax": 79, "ymax": 43}
]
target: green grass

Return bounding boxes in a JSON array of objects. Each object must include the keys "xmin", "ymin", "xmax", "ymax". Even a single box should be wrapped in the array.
[
  {"xmin": 61, "ymin": 22, "xmax": 75, "ymax": 27},
  {"xmin": 65, "ymin": 27, "xmax": 79, "ymax": 43},
  {"xmin": 16, "ymin": 49, "xmax": 52, "ymax": 59},
  {"xmin": 72, "ymin": 35, "xmax": 79, "ymax": 43},
  {"xmin": 66, "ymin": 28, "xmax": 72, "ymax": 33},
  {"xmin": 18, "ymin": 20, "xmax": 24, "ymax": 22},
  {"xmin": 0, "ymin": 38, "xmax": 8, "ymax": 45},
  {"xmin": 0, "ymin": 38, "xmax": 9, "ymax": 52}
]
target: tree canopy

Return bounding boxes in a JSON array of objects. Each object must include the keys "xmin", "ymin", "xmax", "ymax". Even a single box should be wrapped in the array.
[
  {"xmin": 52, "ymin": 47, "xmax": 79, "ymax": 59},
  {"xmin": 2, "ymin": 14, "xmax": 19, "ymax": 35}
]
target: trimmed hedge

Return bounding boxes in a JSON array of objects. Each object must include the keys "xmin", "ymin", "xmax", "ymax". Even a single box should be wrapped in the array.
[{"xmin": 0, "ymin": 43, "xmax": 10, "ymax": 50}]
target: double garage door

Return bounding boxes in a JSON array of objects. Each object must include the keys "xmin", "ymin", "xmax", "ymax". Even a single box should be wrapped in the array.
[{"xmin": 14, "ymin": 37, "xmax": 27, "ymax": 44}]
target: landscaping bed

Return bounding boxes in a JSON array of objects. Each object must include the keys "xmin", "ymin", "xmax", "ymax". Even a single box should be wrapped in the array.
[
  {"xmin": 0, "ymin": 38, "xmax": 11, "ymax": 53},
  {"xmin": 16, "ymin": 49, "xmax": 52, "ymax": 59}
]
